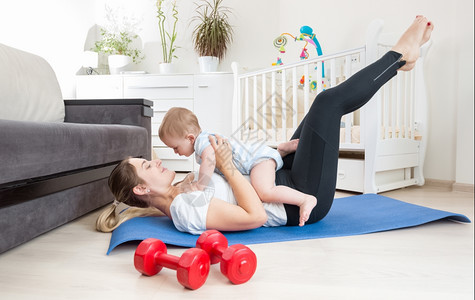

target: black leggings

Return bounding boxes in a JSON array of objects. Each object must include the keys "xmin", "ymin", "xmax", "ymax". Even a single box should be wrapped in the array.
[{"xmin": 277, "ymin": 51, "xmax": 405, "ymax": 226}]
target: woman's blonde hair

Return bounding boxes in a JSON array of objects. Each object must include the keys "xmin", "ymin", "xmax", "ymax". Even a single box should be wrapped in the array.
[
  {"xmin": 95, "ymin": 159, "xmax": 164, "ymax": 233},
  {"xmin": 159, "ymin": 107, "xmax": 201, "ymax": 140}
]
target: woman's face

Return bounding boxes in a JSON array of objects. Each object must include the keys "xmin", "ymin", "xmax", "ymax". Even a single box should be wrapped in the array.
[{"xmin": 129, "ymin": 158, "xmax": 175, "ymax": 192}]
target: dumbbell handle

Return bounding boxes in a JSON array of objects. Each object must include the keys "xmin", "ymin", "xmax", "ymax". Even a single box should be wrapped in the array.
[
  {"xmin": 211, "ymin": 244, "xmax": 227, "ymax": 255},
  {"xmin": 155, "ymin": 253, "xmax": 180, "ymax": 270},
  {"xmin": 207, "ymin": 243, "xmax": 228, "ymax": 262}
]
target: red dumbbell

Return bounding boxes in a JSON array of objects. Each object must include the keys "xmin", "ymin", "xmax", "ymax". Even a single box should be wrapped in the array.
[
  {"xmin": 134, "ymin": 238, "xmax": 210, "ymax": 290},
  {"xmin": 196, "ymin": 230, "xmax": 257, "ymax": 285}
]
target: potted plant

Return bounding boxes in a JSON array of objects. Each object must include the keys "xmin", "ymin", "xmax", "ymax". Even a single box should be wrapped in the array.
[
  {"xmin": 92, "ymin": 5, "xmax": 144, "ymax": 74},
  {"xmin": 93, "ymin": 29, "xmax": 144, "ymax": 74},
  {"xmin": 156, "ymin": 0, "xmax": 179, "ymax": 73},
  {"xmin": 191, "ymin": 0, "xmax": 233, "ymax": 72}
]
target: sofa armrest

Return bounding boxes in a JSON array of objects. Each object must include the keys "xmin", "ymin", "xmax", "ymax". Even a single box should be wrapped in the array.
[{"xmin": 64, "ymin": 98, "xmax": 153, "ymax": 159}]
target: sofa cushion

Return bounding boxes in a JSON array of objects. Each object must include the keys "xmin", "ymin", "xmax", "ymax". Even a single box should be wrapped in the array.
[
  {"xmin": 0, "ymin": 43, "xmax": 64, "ymax": 122},
  {"xmin": 0, "ymin": 119, "xmax": 149, "ymax": 186}
]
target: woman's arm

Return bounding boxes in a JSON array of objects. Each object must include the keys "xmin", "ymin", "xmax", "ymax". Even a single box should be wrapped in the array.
[{"xmin": 206, "ymin": 135, "xmax": 268, "ymax": 231}]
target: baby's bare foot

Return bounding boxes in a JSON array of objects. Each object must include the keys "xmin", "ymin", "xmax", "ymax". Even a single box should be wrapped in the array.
[
  {"xmin": 299, "ymin": 195, "xmax": 317, "ymax": 227},
  {"xmin": 392, "ymin": 16, "xmax": 433, "ymax": 71},
  {"xmin": 277, "ymin": 139, "xmax": 299, "ymax": 157}
]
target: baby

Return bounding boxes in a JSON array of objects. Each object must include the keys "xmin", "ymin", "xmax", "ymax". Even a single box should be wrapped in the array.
[{"xmin": 159, "ymin": 107, "xmax": 316, "ymax": 226}]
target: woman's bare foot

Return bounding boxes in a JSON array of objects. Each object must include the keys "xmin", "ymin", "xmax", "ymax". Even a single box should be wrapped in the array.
[
  {"xmin": 277, "ymin": 139, "xmax": 299, "ymax": 157},
  {"xmin": 422, "ymin": 21, "xmax": 434, "ymax": 45},
  {"xmin": 298, "ymin": 195, "xmax": 317, "ymax": 226},
  {"xmin": 392, "ymin": 16, "xmax": 433, "ymax": 71}
]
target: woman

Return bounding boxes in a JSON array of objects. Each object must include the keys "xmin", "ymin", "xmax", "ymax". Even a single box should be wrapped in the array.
[{"xmin": 97, "ymin": 16, "xmax": 434, "ymax": 234}]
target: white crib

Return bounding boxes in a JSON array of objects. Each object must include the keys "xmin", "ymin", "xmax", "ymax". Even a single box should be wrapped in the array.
[{"xmin": 231, "ymin": 20, "xmax": 432, "ymax": 194}]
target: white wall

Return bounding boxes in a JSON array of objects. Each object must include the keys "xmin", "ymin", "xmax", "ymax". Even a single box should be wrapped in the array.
[
  {"xmin": 0, "ymin": 0, "xmax": 96, "ymax": 101},
  {"xmin": 454, "ymin": 1, "xmax": 474, "ymax": 185},
  {"xmin": 0, "ymin": 0, "xmax": 473, "ymax": 185}
]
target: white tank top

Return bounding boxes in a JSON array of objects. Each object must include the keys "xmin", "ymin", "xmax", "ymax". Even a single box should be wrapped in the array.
[{"xmin": 169, "ymin": 172, "xmax": 287, "ymax": 235}]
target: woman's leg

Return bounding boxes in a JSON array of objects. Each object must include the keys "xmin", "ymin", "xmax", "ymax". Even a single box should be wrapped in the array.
[{"xmin": 277, "ymin": 17, "xmax": 433, "ymax": 226}]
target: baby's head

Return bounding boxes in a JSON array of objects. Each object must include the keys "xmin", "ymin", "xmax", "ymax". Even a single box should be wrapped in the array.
[{"xmin": 159, "ymin": 107, "xmax": 201, "ymax": 157}]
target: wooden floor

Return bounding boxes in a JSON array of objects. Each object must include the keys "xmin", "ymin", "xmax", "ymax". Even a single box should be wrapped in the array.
[{"xmin": 0, "ymin": 185, "xmax": 473, "ymax": 299}]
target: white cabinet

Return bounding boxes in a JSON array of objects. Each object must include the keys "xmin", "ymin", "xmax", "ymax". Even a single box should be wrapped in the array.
[
  {"xmin": 193, "ymin": 74, "xmax": 233, "ymax": 137},
  {"xmin": 76, "ymin": 75, "xmax": 123, "ymax": 99},
  {"xmin": 75, "ymin": 73, "xmax": 233, "ymax": 172}
]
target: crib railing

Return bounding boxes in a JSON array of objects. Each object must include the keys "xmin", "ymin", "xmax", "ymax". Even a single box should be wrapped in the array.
[
  {"xmin": 230, "ymin": 19, "xmax": 430, "ymax": 194},
  {"xmin": 231, "ymin": 47, "xmax": 366, "ymax": 148},
  {"xmin": 377, "ymin": 44, "xmax": 420, "ymax": 141}
]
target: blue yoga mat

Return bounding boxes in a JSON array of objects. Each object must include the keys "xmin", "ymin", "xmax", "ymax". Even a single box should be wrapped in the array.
[{"xmin": 107, "ymin": 194, "xmax": 470, "ymax": 254}]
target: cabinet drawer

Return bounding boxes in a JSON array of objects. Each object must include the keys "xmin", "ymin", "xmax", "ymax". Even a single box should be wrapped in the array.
[
  {"xmin": 153, "ymin": 147, "xmax": 194, "ymax": 172},
  {"xmin": 152, "ymin": 99, "xmax": 193, "ymax": 117},
  {"xmin": 123, "ymin": 75, "xmax": 193, "ymax": 99},
  {"xmin": 336, "ymin": 158, "xmax": 364, "ymax": 193},
  {"xmin": 151, "ymin": 134, "xmax": 162, "ymax": 146}
]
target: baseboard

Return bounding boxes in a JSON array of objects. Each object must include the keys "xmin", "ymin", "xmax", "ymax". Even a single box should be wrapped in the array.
[
  {"xmin": 425, "ymin": 178, "xmax": 474, "ymax": 193},
  {"xmin": 424, "ymin": 179, "xmax": 454, "ymax": 190},
  {"xmin": 452, "ymin": 182, "xmax": 474, "ymax": 193}
]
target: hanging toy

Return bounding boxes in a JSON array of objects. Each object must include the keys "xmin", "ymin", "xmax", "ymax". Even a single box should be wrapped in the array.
[
  {"xmin": 299, "ymin": 25, "xmax": 324, "ymax": 77},
  {"xmin": 273, "ymin": 36, "xmax": 288, "ymax": 53},
  {"xmin": 299, "ymin": 26, "xmax": 323, "ymax": 57},
  {"xmin": 300, "ymin": 48, "xmax": 309, "ymax": 60},
  {"xmin": 272, "ymin": 26, "xmax": 325, "ymax": 77},
  {"xmin": 310, "ymin": 81, "xmax": 317, "ymax": 90},
  {"xmin": 272, "ymin": 57, "xmax": 283, "ymax": 66}
]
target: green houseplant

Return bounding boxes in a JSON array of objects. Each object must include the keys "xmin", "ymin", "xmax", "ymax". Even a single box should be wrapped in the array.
[
  {"xmin": 93, "ymin": 29, "xmax": 143, "ymax": 63},
  {"xmin": 92, "ymin": 5, "xmax": 144, "ymax": 74},
  {"xmin": 156, "ymin": 0, "xmax": 179, "ymax": 69},
  {"xmin": 191, "ymin": 0, "xmax": 233, "ymax": 72}
]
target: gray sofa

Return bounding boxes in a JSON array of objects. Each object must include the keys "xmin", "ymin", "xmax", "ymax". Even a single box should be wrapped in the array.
[{"xmin": 0, "ymin": 44, "xmax": 152, "ymax": 253}]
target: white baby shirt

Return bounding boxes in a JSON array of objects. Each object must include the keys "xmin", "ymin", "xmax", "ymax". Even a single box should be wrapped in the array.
[{"xmin": 194, "ymin": 131, "xmax": 283, "ymax": 175}]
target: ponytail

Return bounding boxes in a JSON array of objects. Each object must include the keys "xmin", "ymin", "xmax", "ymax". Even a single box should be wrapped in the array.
[{"xmin": 96, "ymin": 203, "xmax": 164, "ymax": 232}]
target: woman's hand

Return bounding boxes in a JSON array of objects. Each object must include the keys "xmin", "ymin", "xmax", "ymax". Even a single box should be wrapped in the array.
[
  {"xmin": 174, "ymin": 172, "xmax": 199, "ymax": 192},
  {"xmin": 208, "ymin": 134, "xmax": 235, "ymax": 175},
  {"xmin": 206, "ymin": 134, "xmax": 268, "ymax": 231}
]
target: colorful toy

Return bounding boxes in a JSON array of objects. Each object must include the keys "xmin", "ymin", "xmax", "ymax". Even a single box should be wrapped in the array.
[
  {"xmin": 299, "ymin": 25, "xmax": 323, "ymax": 57},
  {"xmin": 272, "ymin": 57, "xmax": 283, "ymax": 66},
  {"xmin": 273, "ymin": 36, "xmax": 287, "ymax": 53},
  {"xmin": 273, "ymin": 25, "xmax": 325, "ymax": 77},
  {"xmin": 134, "ymin": 238, "xmax": 210, "ymax": 290},
  {"xmin": 196, "ymin": 230, "xmax": 257, "ymax": 285},
  {"xmin": 310, "ymin": 80, "xmax": 317, "ymax": 90},
  {"xmin": 300, "ymin": 77, "xmax": 330, "ymax": 91}
]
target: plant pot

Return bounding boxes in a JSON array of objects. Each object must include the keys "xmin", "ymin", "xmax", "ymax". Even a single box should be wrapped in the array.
[
  {"xmin": 159, "ymin": 63, "xmax": 175, "ymax": 74},
  {"xmin": 108, "ymin": 55, "xmax": 132, "ymax": 74},
  {"xmin": 198, "ymin": 56, "xmax": 219, "ymax": 73}
]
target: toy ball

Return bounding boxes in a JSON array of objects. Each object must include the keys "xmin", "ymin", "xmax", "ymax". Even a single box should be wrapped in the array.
[{"xmin": 310, "ymin": 81, "xmax": 317, "ymax": 90}]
